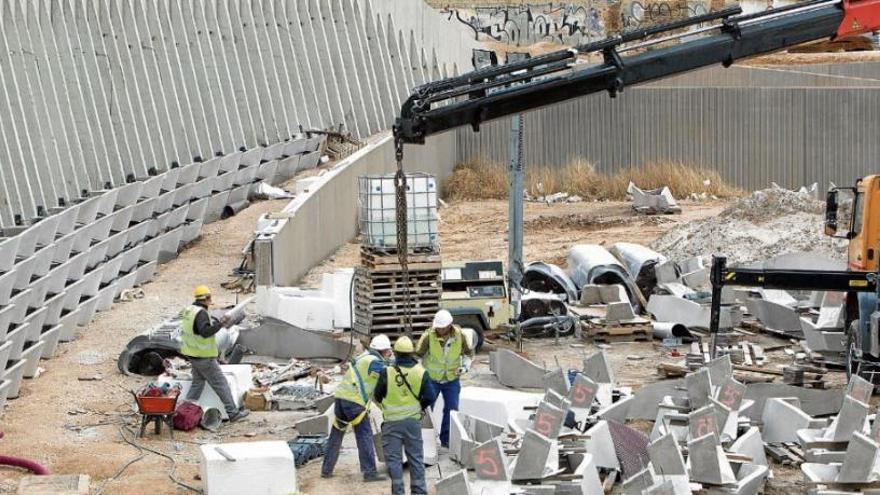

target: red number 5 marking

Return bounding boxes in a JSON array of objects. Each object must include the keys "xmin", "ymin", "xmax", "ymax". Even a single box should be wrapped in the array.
[{"xmin": 475, "ymin": 448, "xmax": 499, "ymax": 476}]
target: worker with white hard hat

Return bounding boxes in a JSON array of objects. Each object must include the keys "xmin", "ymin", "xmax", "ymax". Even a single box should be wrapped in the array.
[
  {"xmin": 321, "ymin": 334, "xmax": 392, "ymax": 482},
  {"xmin": 416, "ymin": 309, "xmax": 474, "ymax": 448}
]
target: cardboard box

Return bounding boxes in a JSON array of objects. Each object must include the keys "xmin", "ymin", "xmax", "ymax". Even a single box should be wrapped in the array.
[{"xmin": 244, "ymin": 388, "xmax": 269, "ymax": 411}]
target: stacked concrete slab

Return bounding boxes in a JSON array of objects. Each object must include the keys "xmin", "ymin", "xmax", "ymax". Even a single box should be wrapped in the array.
[{"xmin": 0, "ymin": 0, "xmax": 473, "ymax": 411}]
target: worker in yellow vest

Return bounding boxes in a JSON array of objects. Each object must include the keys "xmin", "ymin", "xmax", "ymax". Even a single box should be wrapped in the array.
[
  {"xmin": 180, "ymin": 285, "xmax": 249, "ymax": 422},
  {"xmin": 374, "ymin": 336, "xmax": 437, "ymax": 495},
  {"xmin": 416, "ymin": 309, "xmax": 474, "ymax": 448},
  {"xmin": 320, "ymin": 334, "xmax": 392, "ymax": 482}
]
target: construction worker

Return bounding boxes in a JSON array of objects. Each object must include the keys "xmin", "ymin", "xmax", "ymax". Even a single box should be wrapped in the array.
[
  {"xmin": 321, "ymin": 335, "xmax": 392, "ymax": 482},
  {"xmin": 416, "ymin": 309, "xmax": 474, "ymax": 448},
  {"xmin": 181, "ymin": 285, "xmax": 249, "ymax": 422},
  {"xmin": 374, "ymin": 336, "xmax": 437, "ymax": 495}
]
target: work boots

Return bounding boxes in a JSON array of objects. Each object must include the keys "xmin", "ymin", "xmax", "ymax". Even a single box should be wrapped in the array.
[
  {"xmin": 363, "ymin": 472, "xmax": 387, "ymax": 482},
  {"xmin": 227, "ymin": 408, "xmax": 250, "ymax": 422}
]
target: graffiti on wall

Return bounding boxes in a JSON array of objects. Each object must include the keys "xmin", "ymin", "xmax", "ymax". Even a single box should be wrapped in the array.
[{"xmin": 441, "ymin": 1, "xmax": 712, "ymax": 47}]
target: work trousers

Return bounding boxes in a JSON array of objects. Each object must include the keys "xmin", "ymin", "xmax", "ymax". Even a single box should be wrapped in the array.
[
  {"xmin": 382, "ymin": 418, "xmax": 426, "ymax": 495},
  {"xmin": 186, "ymin": 357, "xmax": 238, "ymax": 415},
  {"xmin": 432, "ymin": 378, "xmax": 461, "ymax": 446},
  {"xmin": 321, "ymin": 398, "xmax": 378, "ymax": 476}
]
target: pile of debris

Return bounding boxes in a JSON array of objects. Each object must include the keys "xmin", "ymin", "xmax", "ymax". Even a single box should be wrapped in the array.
[{"xmin": 651, "ymin": 185, "xmax": 847, "ymax": 265}]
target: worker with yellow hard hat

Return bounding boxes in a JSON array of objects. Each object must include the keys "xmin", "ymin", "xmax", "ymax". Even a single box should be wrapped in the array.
[
  {"xmin": 374, "ymin": 336, "xmax": 438, "ymax": 495},
  {"xmin": 180, "ymin": 285, "xmax": 249, "ymax": 422},
  {"xmin": 321, "ymin": 334, "xmax": 392, "ymax": 482},
  {"xmin": 416, "ymin": 309, "xmax": 474, "ymax": 449}
]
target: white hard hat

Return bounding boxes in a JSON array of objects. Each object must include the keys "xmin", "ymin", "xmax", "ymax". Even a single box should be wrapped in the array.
[
  {"xmin": 433, "ymin": 310, "xmax": 454, "ymax": 328},
  {"xmin": 369, "ymin": 334, "xmax": 392, "ymax": 351}
]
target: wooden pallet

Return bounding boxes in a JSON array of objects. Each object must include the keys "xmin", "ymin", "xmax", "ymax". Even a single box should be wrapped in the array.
[
  {"xmin": 587, "ymin": 324, "xmax": 651, "ymax": 343},
  {"xmin": 353, "ymin": 261, "xmax": 441, "ymax": 337},
  {"xmin": 360, "ymin": 248, "xmax": 441, "ymax": 272},
  {"xmin": 766, "ymin": 442, "xmax": 805, "ymax": 466}
]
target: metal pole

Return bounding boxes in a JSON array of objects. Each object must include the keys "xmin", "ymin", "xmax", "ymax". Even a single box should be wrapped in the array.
[
  {"xmin": 708, "ymin": 256, "xmax": 726, "ymax": 359},
  {"xmin": 508, "ymin": 114, "xmax": 525, "ymax": 351}
]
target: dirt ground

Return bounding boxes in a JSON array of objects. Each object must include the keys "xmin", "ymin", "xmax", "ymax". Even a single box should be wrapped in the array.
[{"xmin": 0, "ymin": 196, "xmax": 850, "ymax": 494}]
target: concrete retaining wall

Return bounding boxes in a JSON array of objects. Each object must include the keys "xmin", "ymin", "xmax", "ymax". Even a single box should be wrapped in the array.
[
  {"xmin": 456, "ymin": 65, "xmax": 880, "ymax": 192},
  {"xmin": 0, "ymin": 0, "xmax": 472, "ymax": 411},
  {"xmin": 258, "ymin": 132, "xmax": 457, "ymax": 287}
]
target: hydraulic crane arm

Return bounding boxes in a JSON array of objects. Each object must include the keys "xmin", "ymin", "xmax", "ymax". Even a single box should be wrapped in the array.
[{"xmin": 394, "ymin": 0, "xmax": 880, "ymax": 144}]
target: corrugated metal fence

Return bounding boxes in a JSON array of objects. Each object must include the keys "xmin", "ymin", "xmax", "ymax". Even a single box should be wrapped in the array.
[{"xmin": 456, "ymin": 63, "xmax": 880, "ymax": 192}]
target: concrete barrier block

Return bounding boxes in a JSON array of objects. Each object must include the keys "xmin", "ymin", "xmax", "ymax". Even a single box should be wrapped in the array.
[
  {"xmin": 186, "ymin": 198, "xmax": 209, "ymax": 222},
  {"xmin": 227, "ymin": 184, "xmax": 250, "ymax": 206},
  {"xmin": 95, "ymin": 190, "xmax": 120, "ymax": 217},
  {"xmin": 240, "ymin": 148, "xmax": 264, "ymax": 167},
  {"xmin": 61, "ymin": 279, "xmax": 87, "ymax": 312},
  {"xmin": 85, "ymin": 239, "xmax": 111, "ymax": 271},
  {"xmin": 70, "ymin": 223, "xmax": 96, "ymax": 255},
  {"xmin": 120, "ymin": 245, "xmax": 144, "ymax": 274},
  {"xmin": 130, "ymin": 196, "xmax": 159, "ymax": 224},
  {"xmin": 51, "ymin": 233, "xmax": 76, "ymax": 265},
  {"xmin": 81, "ymin": 267, "xmax": 105, "ymax": 299},
  {"xmin": 0, "ymin": 270, "xmax": 17, "ymax": 306},
  {"xmin": 58, "ymin": 308, "xmax": 83, "ymax": 342},
  {"xmin": 162, "ymin": 168, "xmax": 182, "ymax": 192},
  {"xmin": 96, "ymin": 283, "xmax": 117, "ymax": 312},
  {"xmin": 100, "ymin": 254, "xmax": 124, "ymax": 285},
  {"xmin": 6, "ymin": 323, "xmax": 29, "ymax": 361},
  {"xmin": 30, "ymin": 216, "xmax": 61, "ymax": 251},
  {"xmin": 200, "ymin": 441, "xmax": 297, "ymax": 495},
  {"xmin": 39, "ymin": 324, "xmax": 64, "ymax": 358},
  {"xmin": 139, "ymin": 235, "xmax": 164, "ymax": 264},
  {"xmin": 155, "ymin": 190, "xmax": 177, "ymax": 215},
  {"xmin": 198, "ymin": 156, "xmax": 222, "ymax": 180},
  {"xmin": 762, "ymin": 398, "xmax": 814, "ymax": 443},
  {"xmin": 688, "ymin": 433, "xmax": 737, "ymax": 485},
  {"xmin": 263, "ymin": 142, "xmax": 287, "ymax": 161},
  {"xmin": 21, "ymin": 340, "xmax": 46, "ymax": 378},
  {"xmin": 584, "ymin": 420, "xmax": 619, "ymax": 470},
  {"xmin": 219, "ymin": 152, "xmax": 242, "ymax": 173},
  {"xmin": 23, "ymin": 307, "xmax": 48, "ymax": 342},
  {"xmin": 436, "ymin": 470, "xmax": 472, "ymax": 495},
  {"xmin": 141, "ymin": 174, "xmax": 165, "ymax": 200},
  {"xmin": 276, "ymin": 155, "xmax": 299, "ymax": 181},
  {"xmin": 0, "ymin": 341, "xmax": 11, "ymax": 371},
  {"xmin": 124, "ymin": 222, "xmax": 151, "ymax": 251},
  {"xmin": 76, "ymin": 297, "xmax": 99, "ymax": 327},
  {"xmin": 283, "ymin": 139, "xmax": 307, "ymax": 156},
  {"xmin": 838, "ymin": 432, "xmax": 880, "ymax": 482},
  {"xmin": 0, "ymin": 305, "xmax": 15, "ymax": 341},
  {"xmin": 90, "ymin": 214, "xmax": 115, "ymax": 244},
  {"xmin": 136, "ymin": 261, "xmax": 158, "ymax": 286},
  {"xmin": 205, "ymin": 191, "xmax": 231, "ymax": 224},
  {"xmin": 0, "ymin": 380, "xmax": 10, "ymax": 411},
  {"xmin": 173, "ymin": 183, "xmax": 196, "ymax": 207},
  {"xmin": 583, "ymin": 351, "xmax": 615, "ymax": 384},
  {"xmin": 159, "ymin": 229, "xmax": 184, "ymax": 262},
  {"xmin": 177, "ymin": 162, "xmax": 201, "ymax": 186},
  {"xmin": 31, "ymin": 244, "xmax": 57, "ymax": 279},
  {"xmin": 74, "ymin": 195, "xmax": 103, "ymax": 227},
  {"xmin": 115, "ymin": 182, "xmax": 144, "ymax": 208},
  {"xmin": 149, "ymin": 212, "xmax": 172, "ymax": 238},
  {"xmin": 256, "ymin": 160, "xmax": 279, "ymax": 184},
  {"xmin": 491, "ymin": 349, "xmax": 547, "ymax": 388},
  {"xmin": 110, "ymin": 205, "xmax": 135, "ymax": 233},
  {"xmin": 12, "ymin": 255, "xmax": 38, "ymax": 291},
  {"xmin": 233, "ymin": 163, "xmax": 259, "ymax": 186},
  {"xmin": 181, "ymin": 219, "xmax": 203, "ymax": 246},
  {"xmin": 0, "ymin": 236, "xmax": 20, "ymax": 273},
  {"xmin": 460, "ymin": 386, "xmax": 543, "ymax": 427},
  {"xmin": 214, "ymin": 170, "xmax": 237, "ymax": 192},
  {"xmin": 191, "ymin": 178, "xmax": 213, "ymax": 200},
  {"xmin": 114, "ymin": 271, "xmax": 138, "ymax": 299},
  {"xmin": 52, "ymin": 204, "xmax": 80, "ymax": 237},
  {"xmin": 4, "ymin": 359, "xmax": 28, "ymax": 399},
  {"xmin": 42, "ymin": 292, "xmax": 66, "ymax": 327},
  {"xmin": 65, "ymin": 252, "xmax": 90, "ymax": 282},
  {"xmin": 297, "ymin": 151, "xmax": 321, "ymax": 172}
]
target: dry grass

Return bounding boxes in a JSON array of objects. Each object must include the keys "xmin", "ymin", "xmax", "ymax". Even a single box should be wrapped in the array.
[{"xmin": 443, "ymin": 157, "xmax": 741, "ymax": 201}]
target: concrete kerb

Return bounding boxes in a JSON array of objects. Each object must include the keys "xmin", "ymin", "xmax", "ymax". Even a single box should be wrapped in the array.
[{"xmin": 491, "ymin": 349, "xmax": 547, "ymax": 389}]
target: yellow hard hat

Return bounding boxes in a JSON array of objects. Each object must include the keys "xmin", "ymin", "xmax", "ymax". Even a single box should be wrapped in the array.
[
  {"xmin": 393, "ymin": 336, "xmax": 414, "ymax": 353},
  {"xmin": 193, "ymin": 285, "xmax": 212, "ymax": 299}
]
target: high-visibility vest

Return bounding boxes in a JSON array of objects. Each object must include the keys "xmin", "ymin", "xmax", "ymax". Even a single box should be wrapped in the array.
[
  {"xmin": 382, "ymin": 364, "xmax": 425, "ymax": 422},
  {"xmin": 180, "ymin": 305, "xmax": 219, "ymax": 358},
  {"xmin": 421, "ymin": 327, "xmax": 463, "ymax": 383},
  {"xmin": 335, "ymin": 352, "xmax": 382, "ymax": 406}
]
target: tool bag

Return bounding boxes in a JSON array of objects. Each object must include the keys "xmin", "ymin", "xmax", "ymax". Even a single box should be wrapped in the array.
[{"xmin": 173, "ymin": 401, "xmax": 203, "ymax": 431}]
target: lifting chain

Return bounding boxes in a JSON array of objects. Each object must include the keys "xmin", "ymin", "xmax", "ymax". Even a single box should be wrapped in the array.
[{"xmin": 394, "ymin": 137, "xmax": 413, "ymax": 336}]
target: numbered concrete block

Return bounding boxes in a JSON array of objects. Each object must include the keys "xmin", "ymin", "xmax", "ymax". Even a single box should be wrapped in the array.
[
  {"xmin": 583, "ymin": 351, "xmax": 615, "ymax": 384},
  {"xmin": 436, "ymin": 470, "xmax": 472, "ymax": 495},
  {"xmin": 687, "ymin": 433, "xmax": 736, "ymax": 486},
  {"xmin": 512, "ymin": 429, "xmax": 557, "ymax": 481},
  {"xmin": 543, "ymin": 368, "xmax": 570, "ymax": 397},
  {"xmin": 848, "ymin": 375, "xmax": 874, "ymax": 404},
  {"xmin": 472, "ymin": 437, "xmax": 510, "ymax": 482},
  {"xmin": 533, "ymin": 401, "xmax": 566, "ymax": 440},
  {"xmin": 568, "ymin": 374, "xmax": 599, "ymax": 412},
  {"xmin": 688, "ymin": 404, "xmax": 720, "ymax": 443},
  {"xmin": 715, "ymin": 377, "xmax": 747, "ymax": 412}
]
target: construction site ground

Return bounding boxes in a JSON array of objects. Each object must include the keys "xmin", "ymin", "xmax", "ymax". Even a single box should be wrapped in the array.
[{"xmin": 0, "ymin": 196, "xmax": 852, "ymax": 494}]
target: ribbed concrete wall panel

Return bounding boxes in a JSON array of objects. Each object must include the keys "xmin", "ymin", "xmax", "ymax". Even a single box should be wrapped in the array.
[{"xmin": 457, "ymin": 86, "xmax": 880, "ymax": 192}]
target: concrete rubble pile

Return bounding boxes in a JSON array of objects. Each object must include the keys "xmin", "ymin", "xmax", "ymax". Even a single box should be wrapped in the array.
[{"xmin": 628, "ymin": 182, "xmax": 682, "ymax": 215}]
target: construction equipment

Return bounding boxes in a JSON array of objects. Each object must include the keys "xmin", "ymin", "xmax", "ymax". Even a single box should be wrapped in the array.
[
  {"xmin": 388, "ymin": 0, "xmax": 880, "ymax": 354},
  {"xmin": 707, "ymin": 176, "xmax": 880, "ymax": 387}
]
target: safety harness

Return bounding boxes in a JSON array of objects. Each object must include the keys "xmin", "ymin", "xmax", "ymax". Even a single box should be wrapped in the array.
[{"xmin": 332, "ymin": 357, "xmax": 373, "ymax": 431}]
